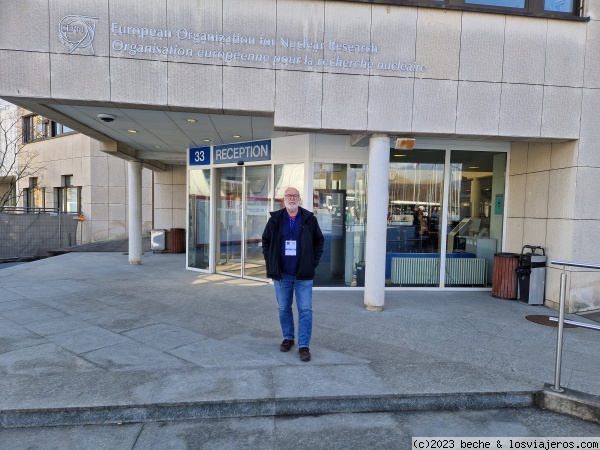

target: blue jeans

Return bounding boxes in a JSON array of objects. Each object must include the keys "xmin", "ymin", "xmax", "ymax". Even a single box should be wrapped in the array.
[{"xmin": 273, "ymin": 274, "xmax": 313, "ymax": 348}]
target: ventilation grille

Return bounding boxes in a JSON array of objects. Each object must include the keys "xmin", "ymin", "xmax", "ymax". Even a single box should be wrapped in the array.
[
  {"xmin": 445, "ymin": 258, "xmax": 487, "ymax": 286},
  {"xmin": 391, "ymin": 258, "xmax": 439, "ymax": 286},
  {"xmin": 390, "ymin": 257, "xmax": 487, "ymax": 286}
]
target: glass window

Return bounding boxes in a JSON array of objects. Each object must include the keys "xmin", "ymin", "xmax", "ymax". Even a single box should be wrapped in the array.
[
  {"xmin": 24, "ymin": 177, "xmax": 45, "ymax": 210},
  {"xmin": 55, "ymin": 123, "xmax": 75, "ymax": 135},
  {"xmin": 344, "ymin": 0, "xmax": 578, "ymax": 16},
  {"xmin": 188, "ymin": 169, "xmax": 211, "ymax": 269},
  {"xmin": 274, "ymin": 163, "xmax": 304, "ymax": 208},
  {"xmin": 445, "ymin": 151, "xmax": 506, "ymax": 287},
  {"xmin": 387, "ymin": 150, "xmax": 445, "ymax": 287},
  {"xmin": 465, "ymin": 0, "xmax": 524, "ymax": 7},
  {"xmin": 545, "ymin": 0, "xmax": 573, "ymax": 12},
  {"xmin": 57, "ymin": 175, "xmax": 81, "ymax": 213},
  {"xmin": 23, "ymin": 115, "xmax": 48, "ymax": 142},
  {"xmin": 23, "ymin": 116, "xmax": 76, "ymax": 142},
  {"xmin": 313, "ymin": 163, "xmax": 367, "ymax": 287}
]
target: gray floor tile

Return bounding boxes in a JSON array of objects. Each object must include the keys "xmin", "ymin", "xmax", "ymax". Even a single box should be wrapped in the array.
[
  {"xmin": 82, "ymin": 341, "xmax": 196, "ymax": 371},
  {"xmin": 85, "ymin": 313, "xmax": 160, "ymax": 333},
  {"xmin": 123, "ymin": 323, "xmax": 207, "ymax": 351},
  {"xmin": 1, "ymin": 306, "xmax": 68, "ymax": 325},
  {"xmin": 22, "ymin": 316, "xmax": 95, "ymax": 336},
  {"xmin": 0, "ymin": 423, "xmax": 142, "ymax": 450},
  {"xmin": 0, "ymin": 343, "xmax": 100, "ymax": 375},
  {"xmin": 273, "ymin": 365, "xmax": 392, "ymax": 398},
  {"xmin": 45, "ymin": 326, "xmax": 133, "ymax": 354}
]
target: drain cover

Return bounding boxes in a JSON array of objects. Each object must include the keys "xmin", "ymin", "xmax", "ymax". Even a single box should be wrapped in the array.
[{"xmin": 526, "ymin": 315, "xmax": 578, "ymax": 328}]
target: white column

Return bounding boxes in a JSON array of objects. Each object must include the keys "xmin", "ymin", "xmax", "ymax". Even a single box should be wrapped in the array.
[
  {"xmin": 128, "ymin": 161, "xmax": 143, "ymax": 265},
  {"xmin": 364, "ymin": 134, "xmax": 390, "ymax": 311}
]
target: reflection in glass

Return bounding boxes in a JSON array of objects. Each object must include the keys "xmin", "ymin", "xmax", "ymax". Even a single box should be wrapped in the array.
[
  {"xmin": 313, "ymin": 163, "xmax": 367, "ymax": 287},
  {"xmin": 244, "ymin": 166, "xmax": 272, "ymax": 279},
  {"xmin": 274, "ymin": 163, "xmax": 304, "ymax": 210},
  {"xmin": 188, "ymin": 169, "xmax": 211, "ymax": 269},
  {"xmin": 216, "ymin": 167, "xmax": 244, "ymax": 276},
  {"xmin": 544, "ymin": 0, "xmax": 572, "ymax": 12},
  {"xmin": 465, "ymin": 0, "xmax": 524, "ymax": 6},
  {"xmin": 446, "ymin": 151, "xmax": 506, "ymax": 287},
  {"xmin": 387, "ymin": 150, "xmax": 445, "ymax": 287}
]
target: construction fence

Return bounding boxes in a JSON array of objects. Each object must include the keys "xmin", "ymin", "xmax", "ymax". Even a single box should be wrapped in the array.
[{"xmin": 0, "ymin": 207, "xmax": 81, "ymax": 260}]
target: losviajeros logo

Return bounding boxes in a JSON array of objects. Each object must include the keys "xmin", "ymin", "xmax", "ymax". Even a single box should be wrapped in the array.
[{"xmin": 59, "ymin": 15, "xmax": 99, "ymax": 54}]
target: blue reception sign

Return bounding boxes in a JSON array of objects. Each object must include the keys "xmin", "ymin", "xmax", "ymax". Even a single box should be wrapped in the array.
[
  {"xmin": 214, "ymin": 140, "xmax": 271, "ymax": 164},
  {"xmin": 189, "ymin": 147, "xmax": 210, "ymax": 166}
]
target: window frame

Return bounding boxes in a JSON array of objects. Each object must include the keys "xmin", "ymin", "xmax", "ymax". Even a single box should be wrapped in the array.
[
  {"xmin": 336, "ymin": 0, "xmax": 587, "ymax": 21},
  {"xmin": 22, "ymin": 115, "xmax": 76, "ymax": 143},
  {"xmin": 56, "ymin": 175, "xmax": 82, "ymax": 213}
]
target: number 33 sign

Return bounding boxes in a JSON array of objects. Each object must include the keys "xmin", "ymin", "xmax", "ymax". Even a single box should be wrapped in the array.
[{"xmin": 189, "ymin": 147, "xmax": 210, "ymax": 166}]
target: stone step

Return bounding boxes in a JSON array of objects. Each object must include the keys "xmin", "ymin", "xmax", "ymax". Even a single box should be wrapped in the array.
[{"xmin": 1, "ymin": 391, "xmax": 535, "ymax": 428}]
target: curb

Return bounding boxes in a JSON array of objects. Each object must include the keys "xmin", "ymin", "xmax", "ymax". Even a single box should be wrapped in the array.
[{"xmin": 1, "ymin": 391, "xmax": 535, "ymax": 428}]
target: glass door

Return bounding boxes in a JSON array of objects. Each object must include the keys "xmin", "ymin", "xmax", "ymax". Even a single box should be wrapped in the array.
[
  {"xmin": 216, "ymin": 167, "xmax": 244, "ymax": 276},
  {"xmin": 215, "ymin": 165, "xmax": 272, "ymax": 280},
  {"xmin": 244, "ymin": 166, "xmax": 272, "ymax": 280}
]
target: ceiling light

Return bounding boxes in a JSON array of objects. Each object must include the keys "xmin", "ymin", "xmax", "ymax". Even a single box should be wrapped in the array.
[
  {"xmin": 468, "ymin": 166, "xmax": 479, "ymax": 169},
  {"xmin": 186, "ymin": 119, "xmax": 198, "ymax": 123},
  {"xmin": 127, "ymin": 129, "xmax": 138, "ymax": 133},
  {"xmin": 202, "ymin": 139, "xmax": 211, "ymax": 142},
  {"xmin": 153, "ymin": 145, "xmax": 162, "ymax": 148},
  {"xmin": 232, "ymin": 135, "xmax": 241, "ymax": 138}
]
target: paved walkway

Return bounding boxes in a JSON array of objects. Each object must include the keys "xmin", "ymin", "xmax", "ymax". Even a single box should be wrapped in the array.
[{"xmin": 0, "ymin": 252, "xmax": 599, "ymax": 428}]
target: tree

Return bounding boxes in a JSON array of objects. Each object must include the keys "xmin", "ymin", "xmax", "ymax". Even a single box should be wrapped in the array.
[{"xmin": 0, "ymin": 104, "xmax": 42, "ymax": 209}]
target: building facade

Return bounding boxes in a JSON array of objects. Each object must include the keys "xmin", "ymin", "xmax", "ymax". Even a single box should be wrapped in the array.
[
  {"xmin": 1, "ymin": 0, "xmax": 598, "ymax": 312},
  {"xmin": 14, "ymin": 109, "xmax": 154, "ymax": 244}
]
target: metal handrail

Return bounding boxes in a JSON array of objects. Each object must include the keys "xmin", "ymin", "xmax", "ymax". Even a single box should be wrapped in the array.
[{"xmin": 549, "ymin": 260, "xmax": 600, "ymax": 393}]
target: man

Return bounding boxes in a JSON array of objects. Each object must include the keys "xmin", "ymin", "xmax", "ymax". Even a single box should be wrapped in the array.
[{"xmin": 262, "ymin": 187, "xmax": 324, "ymax": 362}]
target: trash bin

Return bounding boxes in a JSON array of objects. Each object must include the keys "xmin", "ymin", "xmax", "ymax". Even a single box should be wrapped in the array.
[
  {"xmin": 356, "ymin": 261, "xmax": 365, "ymax": 287},
  {"xmin": 170, "ymin": 228, "xmax": 185, "ymax": 253},
  {"xmin": 151, "ymin": 229, "xmax": 166, "ymax": 252},
  {"xmin": 492, "ymin": 252, "xmax": 519, "ymax": 299},
  {"xmin": 516, "ymin": 245, "xmax": 546, "ymax": 305}
]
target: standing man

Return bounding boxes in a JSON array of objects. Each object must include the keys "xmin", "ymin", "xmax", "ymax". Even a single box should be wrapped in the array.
[{"xmin": 262, "ymin": 187, "xmax": 324, "ymax": 362}]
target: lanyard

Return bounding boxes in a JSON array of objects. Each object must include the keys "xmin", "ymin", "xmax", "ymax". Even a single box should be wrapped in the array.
[{"xmin": 288, "ymin": 215, "xmax": 295, "ymax": 240}]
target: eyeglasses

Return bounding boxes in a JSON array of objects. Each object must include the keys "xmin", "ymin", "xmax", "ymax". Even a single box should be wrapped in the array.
[{"xmin": 284, "ymin": 194, "xmax": 300, "ymax": 199}]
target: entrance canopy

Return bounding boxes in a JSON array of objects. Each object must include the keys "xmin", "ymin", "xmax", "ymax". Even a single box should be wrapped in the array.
[{"xmin": 1, "ymin": 0, "xmax": 579, "ymax": 166}]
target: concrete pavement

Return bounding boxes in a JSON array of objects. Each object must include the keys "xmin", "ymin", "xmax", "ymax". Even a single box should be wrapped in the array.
[{"xmin": 0, "ymin": 251, "xmax": 599, "ymax": 429}]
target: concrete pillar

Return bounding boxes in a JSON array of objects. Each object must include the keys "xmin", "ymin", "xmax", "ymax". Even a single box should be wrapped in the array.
[
  {"xmin": 128, "ymin": 161, "xmax": 143, "ymax": 265},
  {"xmin": 364, "ymin": 134, "xmax": 390, "ymax": 311}
]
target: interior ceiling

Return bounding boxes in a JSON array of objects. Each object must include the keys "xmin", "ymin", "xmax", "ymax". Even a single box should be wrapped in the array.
[{"xmin": 48, "ymin": 104, "xmax": 298, "ymax": 165}]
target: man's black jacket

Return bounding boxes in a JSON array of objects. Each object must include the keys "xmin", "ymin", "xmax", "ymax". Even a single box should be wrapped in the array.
[{"xmin": 261, "ymin": 207, "xmax": 324, "ymax": 281}]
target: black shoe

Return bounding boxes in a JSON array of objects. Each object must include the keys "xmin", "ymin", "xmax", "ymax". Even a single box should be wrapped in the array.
[
  {"xmin": 299, "ymin": 347, "xmax": 311, "ymax": 362},
  {"xmin": 280, "ymin": 339, "xmax": 294, "ymax": 352}
]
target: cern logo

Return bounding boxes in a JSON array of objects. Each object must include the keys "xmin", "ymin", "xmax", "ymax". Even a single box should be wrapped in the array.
[{"xmin": 59, "ymin": 15, "xmax": 98, "ymax": 55}]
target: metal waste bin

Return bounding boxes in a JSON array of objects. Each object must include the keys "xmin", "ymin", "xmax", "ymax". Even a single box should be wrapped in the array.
[
  {"xmin": 516, "ymin": 245, "xmax": 546, "ymax": 305},
  {"xmin": 151, "ymin": 229, "xmax": 166, "ymax": 252},
  {"xmin": 356, "ymin": 261, "xmax": 365, "ymax": 287},
  {"xmin": 492, "ymin": 252, "xmax": 519, "ymax": 299}
]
